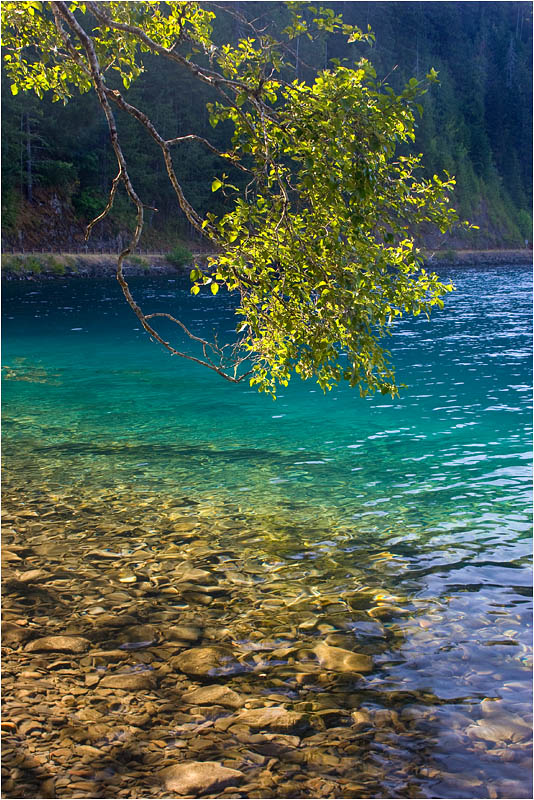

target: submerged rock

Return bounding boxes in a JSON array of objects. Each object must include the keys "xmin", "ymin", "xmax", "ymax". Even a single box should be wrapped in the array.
[
  {"xmin": 173, "ymin": 646, "xmax": 244, "ymax": 677},
  {"xmin": 167, "ymin": 624, "xmax": 202, "ymax": 643},
  {"xmin": 368, "ymin": 604, "xmax": 407, "ymax": 621},
  {"xmin": 177, "ymin": 567, "xmax": 214, "ymax": 584},
  {"xmin": 159, "ymin": 761, "xmax": 244, "ymax": 795},
  {"xmin": 466, "ymin": 719, "xmax": 531, "ymax": 744},
  {"xmin": 98, "ymin": 672, "xmax": 156, "ymax": 690},
  {"xmin": 351, "ymin": 709, "xmax": 372, "ymax": 728},
  {"xmin": 117, "ymin": 624, "xmax": 159, "ymax": 648},
  {"xmin": 314, "ymin": 642, "xmax": 373, "ymax": 673},
  {"xmin": 25, "ymin": 635, "xmax": 90, "ymax": 654},
  {"xmin": 181, "ymin": 684, "xmax": 244, "ymax": 709},
  {"xmin": 2, "ymin": 622, "xmax": 31, "ymax": 646},
  {"xmin": 235, "ymin": 706, "xmax": 310, "ymax": 734}
]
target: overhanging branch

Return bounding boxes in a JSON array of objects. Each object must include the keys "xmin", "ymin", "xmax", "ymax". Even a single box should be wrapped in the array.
[{"xmin": 50, "ymin": 1, "xmax": 251, "ymax": 384}]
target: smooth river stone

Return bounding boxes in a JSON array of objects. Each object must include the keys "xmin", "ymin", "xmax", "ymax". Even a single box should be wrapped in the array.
[
  {"xmin": 351, "ymin": 710, "xmax": 371, "ymax": 728},
  {"xmin": 181, "ymin": 684, "xmax": 245, "ymax": 709},
  {"xmin": 2, "ymin": 622, "xmax": 31, "ymax": 645},
  {"xmin": 173, "ymin": 647, "xmax": 244, "ymax": 677},
  {"xmin": 159, "ymin": 761, "xmax": 244, "ymax": 795},
  {"xmin": 368, "ymin": 604, "xmax": 407, "ymax": 620},
  {"xmin": 177, "ymin": 568, "xmax": 213, "ymax": 583},
  {"xmin": 167, "ymin": 624, "xmax": 202, "ymax": 643},
  {"xmin": 314, "ymin": 642, "xmax": 373, "ymax": 673},
  {"xmin": 118, "ymin": 624, "xmax": 159, "ymax": 645},
  {"xmin": 235, "ymin": 706, "xmax": 309, "ymax": 734},
  {"xmin": 25, "ymin": 635, "xmax": 90, "ymax": 654},
  {"xmin": 99, "ymin": 672, "xmax": 156, "ymax": 690},
  {"xmin": 17, "ymin": 569, "xmax": 49, "ymax": 582},
  {"xmin": 465, "ymin": 719, "xmax": 531, "ymax": 744}
]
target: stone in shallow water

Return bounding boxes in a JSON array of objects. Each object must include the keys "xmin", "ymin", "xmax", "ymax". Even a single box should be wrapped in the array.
[
  {"xmin": 351, "ymin": 710, "xmax": 371, "ymax": 728},
  {"xmin": 85, "ymin": 549, "xmax": 123, "ymax": 560},
  {"xmin": 159, "ymin": 761, "xmax": 244, "ymax": 795},
  {"xmin": 167, "ymin": 624, "xmax": 202, "ymax": 643},
  {"xmin": 368, "ymin": 604, "xmax": 406, "ymax": 620},
  {"xmin": 181, "ymin": 684, "xmax": 244, "ymax": 709},
  {"xmin": 345, "ymin": 591, "xmax": 376, "ymax": 611},
  {"xmin": 2, "ymin": 622, "xmax": 31, "ymax": 645},
  {"xmin": 177, "ymin": 568, "xmax": 213, "ymax": 584},
  {"xmin": 25, "ymin": 635, "xmax": 90, "ymax": 654},
  {"xmin": 314, "ymin": 642, "xmax": 373, "ymax": 673},
  {"xmin": 17, "ymin": 569, "xmax": 49, "ymax": 582},
  {"xmin": 235, "ymin": 706, "xmax": 310, "ymax": 734},
  {"xmin": 173, "ymin": 647, "xmax": 244, "ymax": 678},
  {"xmin": 118, "ymin": 624, "xmax": 159, "ymax": 646},
  {"xmin": 466, "ymin": 719, "xmax": 531, "ymax": 744},
  {"xmin": 2, "ymin": 549, "xmax": 23, "ymax": 563},
  {"xmin": 99, "ymin": 672, "xmax": 156, "ymax": 690},
  {"xmin": 349, "ymin": 620, "xmax": 386, "ymax": 638}
]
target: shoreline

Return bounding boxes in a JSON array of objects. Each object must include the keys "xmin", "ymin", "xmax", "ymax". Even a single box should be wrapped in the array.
[
  {"xmin": 424, "ymin": 248, "xmax": 532, "ymax": 267},
  {"xmin": 1, "ymin": 248, "xmax": 531, "ymax": 280}
]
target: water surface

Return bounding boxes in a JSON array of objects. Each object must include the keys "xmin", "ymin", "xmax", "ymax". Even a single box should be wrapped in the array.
[{"xmin": 2, "ymin": 264, "xmax": 532, "ymax": 798}]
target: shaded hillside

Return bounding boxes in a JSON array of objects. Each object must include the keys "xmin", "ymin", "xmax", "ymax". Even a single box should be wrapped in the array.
[{"xmin": 2, "ymin": 1, "xmax": 532, "ymax": 250}]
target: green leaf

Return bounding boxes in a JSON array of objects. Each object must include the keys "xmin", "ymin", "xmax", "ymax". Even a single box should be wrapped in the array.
[{"xmin": 0, "ymin": 0, "xmax": 463, "ymax": 399}]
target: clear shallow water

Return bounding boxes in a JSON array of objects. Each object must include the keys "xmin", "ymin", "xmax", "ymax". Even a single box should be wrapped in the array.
[{"xmin": 2, "ymin": 265, "xmax": 532, "ymax": 798}]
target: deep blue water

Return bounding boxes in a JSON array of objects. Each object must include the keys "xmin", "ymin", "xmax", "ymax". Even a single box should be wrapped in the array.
[{"xmin": 2, "ymin": 264, "xmax": 532, "ymax": 797}]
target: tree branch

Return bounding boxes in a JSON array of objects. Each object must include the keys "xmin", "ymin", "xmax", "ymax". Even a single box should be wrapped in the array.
[{"xmin": 51, "ymin": 1, "xmax": 250, "ymax": 384}]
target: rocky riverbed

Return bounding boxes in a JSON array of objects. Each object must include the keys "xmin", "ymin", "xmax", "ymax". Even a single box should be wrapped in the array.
[{"xmin": 2, "ymin": 477, "xmax": 532, "ymax": 799}]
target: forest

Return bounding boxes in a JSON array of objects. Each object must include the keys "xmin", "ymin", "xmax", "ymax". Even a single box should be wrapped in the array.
[
  {"xmin": 1, "ymin": 1, "xmax": 532, "ymax": 251},
  {"xmin": 2, "ymin": 6, "xmax": 533, "ymax": 800}
]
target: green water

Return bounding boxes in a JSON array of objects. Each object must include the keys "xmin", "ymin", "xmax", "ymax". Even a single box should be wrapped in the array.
[{"xmin": 2, "ymin": 264, "xmax": 532, "ymax": 797}]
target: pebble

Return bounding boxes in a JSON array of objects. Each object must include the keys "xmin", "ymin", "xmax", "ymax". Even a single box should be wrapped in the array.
[
  {"xmin": 2, "ymin": 622, "xmax": 31, "ymax": 645},
  {"xmin": 167, "ymin": 624, "xmax": 202, "ymax": 643},
  {"xmin": 368, "ymin": 604, "xmax": 406, "ymax": 620},
  {"xmin": 99, "ymin": 672, "xmax": 156, "ymax": 690},
  {"xmin": 25, "ymin": 635, "xmax": 90, "ymax": 653},
  {"xmin": 173, "ymin": 647, "xmax": 244, "ymax": 678},
  {"xmin": 351, "ymin": 709, "xmax": 371, "ymax": 727},
  {"xmin": 159, "ymin": 760, "xmax": 244, "ymax": 795},
  {"xmin": 181, "ymin": 684, "xmax": 245, "ymax": 709},
  {"xmin": 466, "ymin": 719, "xmax": 531, "ymax": 744},
  {"xmin": 118, "ymin": 624, "xmax": 159, "ymax": 645},
  {"xmin": 234, "ymin": 706, "xmax": 310, "ymax": 735},
  {"xmin": 314, "ymin": 642, "xmax": 373, "ymax": 673}
]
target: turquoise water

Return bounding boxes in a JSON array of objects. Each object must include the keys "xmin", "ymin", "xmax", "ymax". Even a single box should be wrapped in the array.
[{"xmin": 2, "ymin": 264, "xmax": 532, "ymax": 797}]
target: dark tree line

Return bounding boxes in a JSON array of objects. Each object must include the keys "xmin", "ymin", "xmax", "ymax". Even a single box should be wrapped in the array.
[{"xmin": 2, "ymin": 1, "xmax": 532, "ymax": 250}]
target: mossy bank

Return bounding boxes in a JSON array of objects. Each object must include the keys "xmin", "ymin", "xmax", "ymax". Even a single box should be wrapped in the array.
[
  {"xmin": 2, "ymin": 248, "xmax": 532, "ymax": 282},
  {"xmin": 1, "ymin": 251, "xmax": 210, "ymax": 280}
]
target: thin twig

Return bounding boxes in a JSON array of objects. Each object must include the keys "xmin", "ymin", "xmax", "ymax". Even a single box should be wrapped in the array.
[{"xmin": 51, "ymin": 1, "xmax": 251, "ymax": 384}]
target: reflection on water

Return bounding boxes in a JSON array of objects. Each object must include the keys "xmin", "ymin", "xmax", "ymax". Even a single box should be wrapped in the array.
[{"xmin": 2, "ymin": 265, "xmax": 532, "ymax": 798}]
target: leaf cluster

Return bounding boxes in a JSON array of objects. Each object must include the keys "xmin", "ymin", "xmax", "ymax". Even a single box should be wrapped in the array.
[{"xmin": 2, "ymin": 1, "xmax": 471, "ymax": 395}]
